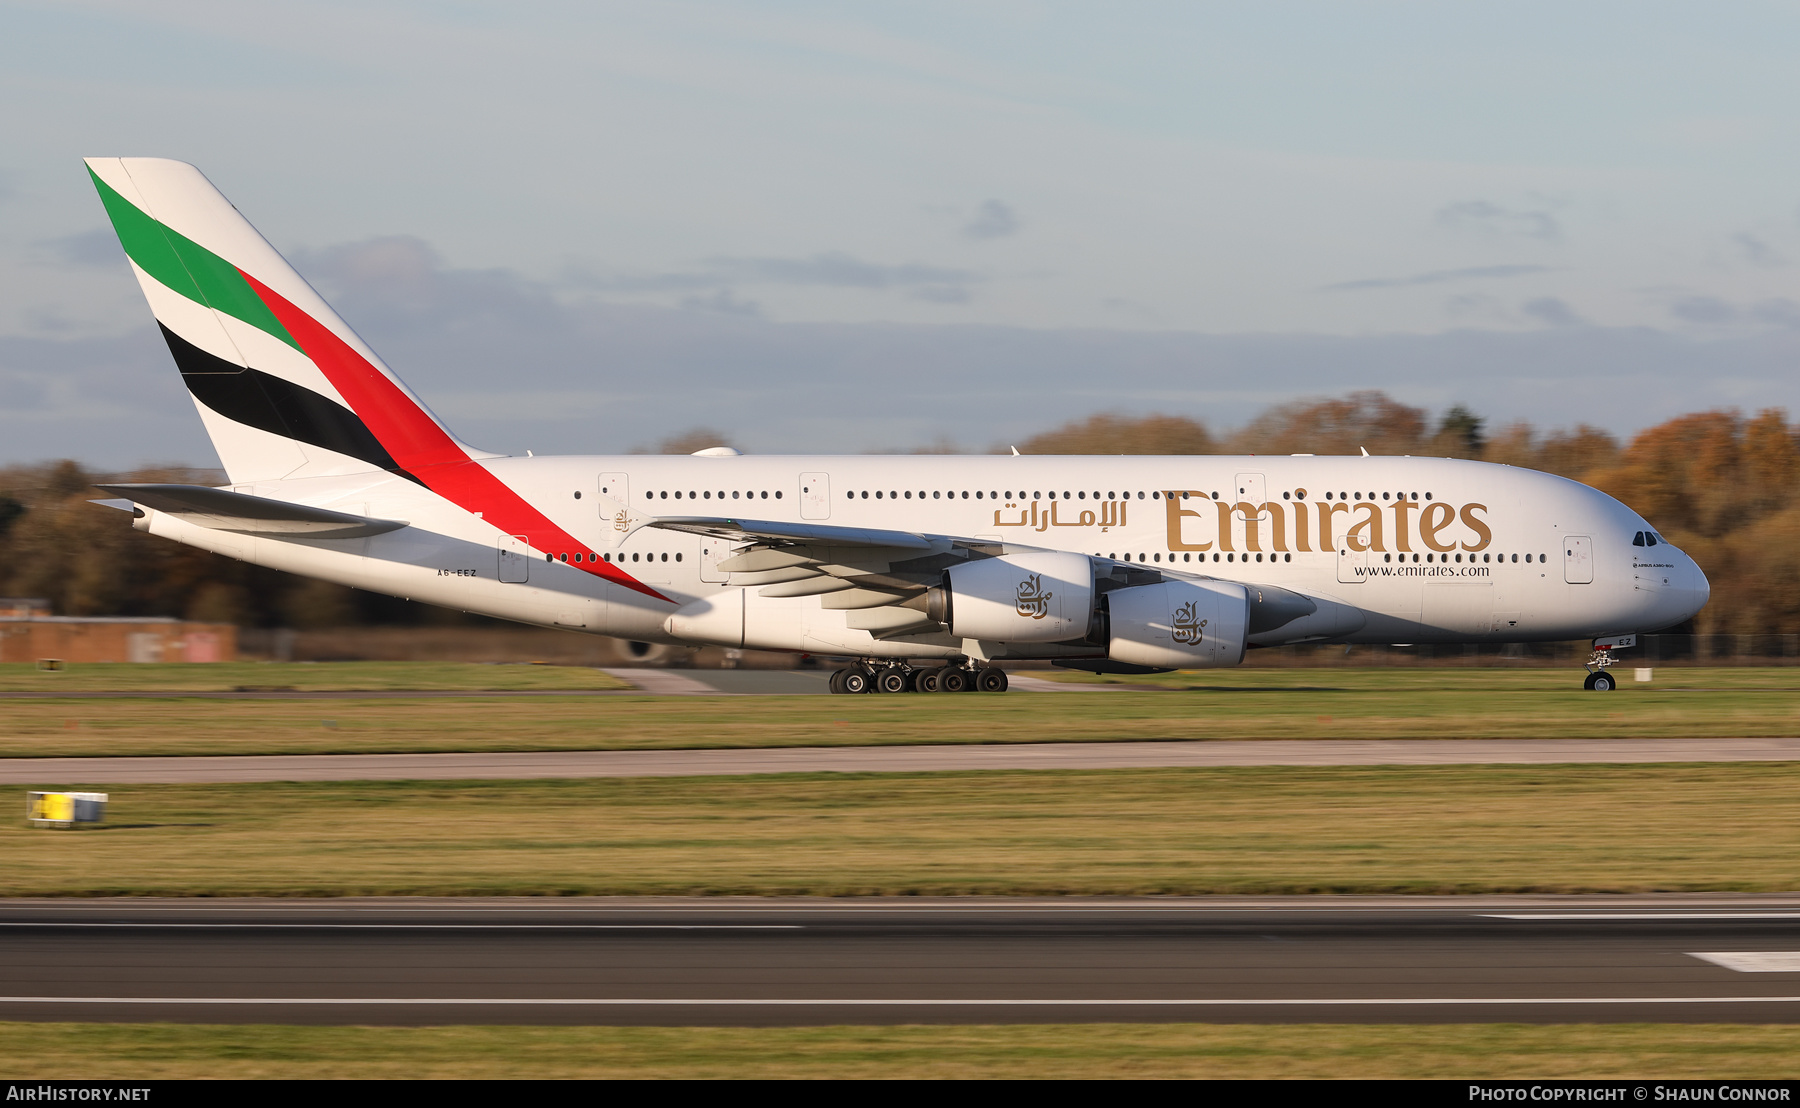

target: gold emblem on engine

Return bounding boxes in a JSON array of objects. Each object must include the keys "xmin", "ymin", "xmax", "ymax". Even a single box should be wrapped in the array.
[
  {"xmin": 1170, "ymin": 601, "xmax": 1207, "ymax": 645},
  {"xmin": 1015, "ymin": 573, "xmax": 1053, "ymax": 619}
]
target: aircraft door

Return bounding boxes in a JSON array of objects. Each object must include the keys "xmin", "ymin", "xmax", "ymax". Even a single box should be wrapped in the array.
[
  {"xmin": 498, "ymin": 535, "xmax": 530, "ymax": 583},
  {"xmin": 699, "ymin": 536, "xmax": 733, "ymax": 583},
  {"xmin": 1564, "ymin": 535, "xmax": 1594, "ymax": 584},
  {"xmin": 1336, "ymin": 540, "xmax": 1368, "ymax": 584},
  {"xmin": 598, "ymin": 472, "xmax": 629, "ymax": 507},
  {"xmin": 800, "ymin": 472, "xmax": 830, "ymax": 520},
  {"xmin": 1234, "ymin": 472, "xmax": 1268, "ymax": 550}
]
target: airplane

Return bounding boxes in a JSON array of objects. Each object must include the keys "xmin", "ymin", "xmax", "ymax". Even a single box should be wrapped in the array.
[{"xmin": 81, "ymin": 157, "xmax": 1710, "ymax": 694}]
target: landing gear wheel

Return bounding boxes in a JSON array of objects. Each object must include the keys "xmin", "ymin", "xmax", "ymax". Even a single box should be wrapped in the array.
[
  {"xmin": 976, "ymin": 667, "xmax": 1008, "ymax": 693},
  {"xmin": 1584, "ymin": 670, "xmax": 1616, "ymax": 691},
  {"xmin": 878, "ymin": 668, "xmax": 910, "ymax": 694},
  {"xmin": 841, "ymin": 667, "xmax": 874, "ymax": 695},
  {"xmin": 916, "ymin": 668, "xmax": 942, "ymax": 693},
  {"xmin": 938, "ymin": 667, "xmax": 969, "ymax": 694},
  {"xmin": 828, "ymin": 669, "xmax": 848, "ymax": 695}
]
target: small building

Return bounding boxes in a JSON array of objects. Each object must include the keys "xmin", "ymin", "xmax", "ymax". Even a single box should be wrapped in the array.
[{"xmin": 0, "ymin": 600, "xmax": 236, "ymax": 663}]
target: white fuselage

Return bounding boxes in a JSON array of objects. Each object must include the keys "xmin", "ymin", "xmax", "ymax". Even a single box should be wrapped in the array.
[{"xmin": 137, "ymin": 453, "xmax": 1709, "ymax": 660}]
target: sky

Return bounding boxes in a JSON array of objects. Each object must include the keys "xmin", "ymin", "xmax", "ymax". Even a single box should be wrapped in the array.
[{"xmin": 5, "ymin": 1, "xmax": 1800, "ymax": 465}]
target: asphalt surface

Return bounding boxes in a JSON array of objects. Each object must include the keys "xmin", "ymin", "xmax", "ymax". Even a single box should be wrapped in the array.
[
  {"xmin": 7, "ymin": 737, "xmax": 1800, "ymax": 784},
  {"xmin": 4, "ymin": 896, "xmax": 1800, "ymax": 1025}
]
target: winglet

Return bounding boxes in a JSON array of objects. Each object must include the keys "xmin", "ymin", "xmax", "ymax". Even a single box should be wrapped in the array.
[{"xmin": 1359, "ymin": 446, "xmax": 1371, "ymax": 457}]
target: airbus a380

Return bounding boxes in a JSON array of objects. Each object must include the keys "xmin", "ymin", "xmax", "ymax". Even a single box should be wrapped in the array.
[{"xmin": 81, "ymin": 158, "xmax": 1709, "ymax": 693}]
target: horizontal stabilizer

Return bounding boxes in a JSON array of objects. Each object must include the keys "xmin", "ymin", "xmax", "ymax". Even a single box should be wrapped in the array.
[{"xmin": 95, "ymin": 484, "xmax": 408, "ymax": 539}]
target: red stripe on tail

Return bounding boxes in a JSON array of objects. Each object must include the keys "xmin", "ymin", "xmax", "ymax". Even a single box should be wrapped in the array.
[{"xmin": 241, "ymin": 270, "xmax": 669, "ymax": 603}]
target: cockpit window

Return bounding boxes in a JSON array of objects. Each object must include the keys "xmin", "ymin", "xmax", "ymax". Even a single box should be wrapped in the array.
[
  {"xmin": 1647, "ymin": 533, "xmax": 1659, "ymax": 547},
  {"xmin": 1633, "ymin": 531, "xmax": 1645, "ymax": 547}
]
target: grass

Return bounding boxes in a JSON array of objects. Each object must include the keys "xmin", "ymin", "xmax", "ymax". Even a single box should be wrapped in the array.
[
  {"xmin": 5, "ymin": 1022, "xmax": 1800, "ymax": 1078},
  {"xmin": 0, "ymin": 661, "xmax": 631, "ymax": 693},
  {"xmin": 1, "ymin": 667, "xmax": 1795, "ymax": 759},
  {"xmin": 1036, "ymin": 665, "xmax": 1799, "ymax": 690},
  {"xmin": 10, "ymin": 764, "xmax": 1800, "ymax": 896}
]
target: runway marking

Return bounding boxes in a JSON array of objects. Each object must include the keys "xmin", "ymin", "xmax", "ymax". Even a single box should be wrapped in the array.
[
  {"xmin": 1692, "ymin": 952, "xmax": 1800, "ymax": 972},
  {"xmin": 5, "ymin": 996, "xmax": 1800, "ymax": 1007},
  {"xmin": 1486, "ymin": 913, "xmax": 1800, "ymax": 920},
  {"xmin": 0, "ymin": 923, "xmax": 799, "ymax": 931}
]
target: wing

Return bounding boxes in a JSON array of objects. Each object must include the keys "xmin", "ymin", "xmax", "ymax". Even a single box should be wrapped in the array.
[
  {"xmin": 645, "ymin": 515, "xmax": 1364, "ymax": 644},
  {"xmin": 645, "ymin": 515, "xmax": 1004, "ymax": 638}
]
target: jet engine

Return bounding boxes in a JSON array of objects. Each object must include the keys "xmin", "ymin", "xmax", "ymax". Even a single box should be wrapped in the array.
[
  {"xmin": 1105, "ymin": 578, "xmax": 1250, "ymax": 668},
  {"xmin": 933, "ymin": 550, "xmax": 1096, "ymax": 643}
]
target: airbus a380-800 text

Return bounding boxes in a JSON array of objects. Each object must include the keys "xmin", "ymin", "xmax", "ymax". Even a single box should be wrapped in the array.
[{"xmin": 82, "ymin": 158, "xmax": 1709, "ymax": 693}]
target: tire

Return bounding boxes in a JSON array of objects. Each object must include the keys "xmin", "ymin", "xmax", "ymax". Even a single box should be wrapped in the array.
[
  {"xmin": 916, "ymin": 668, "xmax": 941, "ymax": 693},
  {"xmin": 841, "ymin": 668, "xmax": 873, "ymax": 695},
  {"xmin": 939, "ymin": 667, "xmax": 969, "ymax": 694},
  {"xmin": 828, "ymin": 669, "xmax": 848, "ymax": 695},
  {"xmin": 1589, "ymin": 670, "xmax": 1616, "ymax": 692},
  {"xmin": 878, "ymin": 668, "xmax": 909, "ymax": 694},
  {"xmin": 977, "ymin": 667, "xmax": 1008, "ymax": 693}
]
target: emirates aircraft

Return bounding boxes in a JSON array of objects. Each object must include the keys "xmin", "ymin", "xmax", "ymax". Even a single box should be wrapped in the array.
[{"xmin": 83, "ymin": 158, "xmax": 1708, "ymax": 693}]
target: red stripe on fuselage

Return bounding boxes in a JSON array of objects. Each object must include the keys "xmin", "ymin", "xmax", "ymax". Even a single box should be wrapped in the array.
[{"xmin": 239, "ymin": 270, "xmax": 669, "ymax": 603}]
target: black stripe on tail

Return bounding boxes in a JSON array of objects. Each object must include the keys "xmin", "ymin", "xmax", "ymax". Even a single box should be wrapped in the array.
[{"xmin": 159, "ymin": 324, "xmax": 421, "ymax": 484}]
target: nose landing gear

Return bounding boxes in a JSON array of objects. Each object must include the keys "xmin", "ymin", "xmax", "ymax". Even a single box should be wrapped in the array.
[{"xmin": 1582, "ymin": 633, "xmax": 1637, "ymax": 691}]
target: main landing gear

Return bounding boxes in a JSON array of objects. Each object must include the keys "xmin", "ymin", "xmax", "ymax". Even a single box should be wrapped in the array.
[{"xmin": 828, "ymin": 662, "xmax": 1010, "ymax": 694}]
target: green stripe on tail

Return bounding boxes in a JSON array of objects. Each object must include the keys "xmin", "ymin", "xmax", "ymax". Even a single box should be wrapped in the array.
[{"xmin": 88, "ymin": 167, "xmax": 301, "ymax": 353}]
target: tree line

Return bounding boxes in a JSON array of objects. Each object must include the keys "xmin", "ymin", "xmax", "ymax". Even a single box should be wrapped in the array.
[{"xmin": 1, "ymin": 391, "xmax": 1793, "ymax": 635}]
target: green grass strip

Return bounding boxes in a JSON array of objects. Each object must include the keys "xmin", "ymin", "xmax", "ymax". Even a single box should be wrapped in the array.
[
  {"xmin": 5, "ymin": 1021, "xmax": 1800, "ymax": 1079},
  {"xmin": 10, "ymin": 765, "xmax": 1800, "ymax": 896}
]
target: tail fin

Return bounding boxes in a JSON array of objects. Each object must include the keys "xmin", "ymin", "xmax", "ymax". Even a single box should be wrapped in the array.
[{"xmin": 85, "ymin": 158, "xmax": 488, "ymax": 485}]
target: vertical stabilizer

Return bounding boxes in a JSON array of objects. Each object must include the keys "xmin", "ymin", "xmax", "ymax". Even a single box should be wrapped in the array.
[{"xmin": 85, "ymin": 157, "xmax": 484, "ymax": 484}]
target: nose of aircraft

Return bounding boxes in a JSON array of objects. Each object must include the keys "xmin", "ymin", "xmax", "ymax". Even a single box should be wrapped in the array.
[
  {"xmin": 1651, "ymin": 547, "xmax": 1710, "ymax": 630},
  {"xmin": 1677, "ymin": 550, "xmax": 1711, "ymax": 623}
]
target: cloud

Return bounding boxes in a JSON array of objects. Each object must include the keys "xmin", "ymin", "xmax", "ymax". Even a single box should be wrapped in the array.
[
  {"xmin": 1669, "ymin": 295, "xmax": 1736, "ymax": 326},
  {"xmin": 1733, "ymin": 233, "xmax": 1785, "ymax": 268},
  {"xmin": 962, "ymin": 199, "xmax": 1019, "ymax": 240},
  {"xmin": 16, "ymin": 235, "xmax": 1800, "ymax": 469},
  {"xmin": 569, "ymin": 251, "xmax": 981, "ymax": 299},
  {"xmin": 1321, "ymin": 264, "xmax": 1553, "ymax": 293},
  {"xmin": 1521, "ymin": 297, "xmax": 1584, "ymax": 328},
  {"xmin": 34, "ymin": 228, "xmax": 126, "ymax": 267},
  {"xmin": 1750, "ymin": 299, "xmax": 1800, "ymax": 329},
  {"xmin": 708, "ymin": 252, "xmax": 976, "ymax": 290},
  {"xmin": 680, "ymin": 289, "xmax": 762, "ymax": 316},
  {"xmin": 1435, "ymin": 200, "xmax": 1561, "ymax": 241}
]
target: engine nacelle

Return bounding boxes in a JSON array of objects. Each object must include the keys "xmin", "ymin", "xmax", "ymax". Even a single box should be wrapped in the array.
[
  {"xmin": 942, "ymin": 551, "xmax": 1095, "ymax": 643},
  {"xmin": 1107, "ymin": 578, "xmax": 1250, "ymax": 668}
]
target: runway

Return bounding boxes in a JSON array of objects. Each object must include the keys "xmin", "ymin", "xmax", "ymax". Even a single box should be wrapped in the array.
[
  {"xmin": 0, "ymin": 669, "xmax": 1077, "ymax": 699},
  {"xmin": 6, "ymin": 736, "xmax": 1800, "ymax": 783},
  {"xmin": 4, "ymin": 897, "xmax": 1800, "ymax": 1025}
]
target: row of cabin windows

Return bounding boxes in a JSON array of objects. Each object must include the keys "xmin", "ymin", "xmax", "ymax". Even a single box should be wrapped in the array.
[
  {"xmin": 1096, "ymin": 550, "xmax": 1547, "ymax": 565},
  {"xmin": 644, "ymin": 490, "xmax": 780, "ymax": 501},
  {"xmin": 845, "ymin": 489, "xmax": 1439, "ymax": 502},
  {"xmin": 559, "ymin": 547, "xmax": 1539, "ymax": 567},
  {"xmin": 1107, "ymin": 552, "xmax": 1297, "ymax": 563},
  {"xmin": 549, "ymin": 551, "xmax": 681, "ymax": 563},
  {"xmin": 1380, "ymin": 552, "xmax": 1543, "ymax": 564}
]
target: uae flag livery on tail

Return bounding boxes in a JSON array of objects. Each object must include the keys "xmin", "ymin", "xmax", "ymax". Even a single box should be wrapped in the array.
[{"xmin": 85, "ymin": 157, "xmax": 663, "ymax": 600}]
